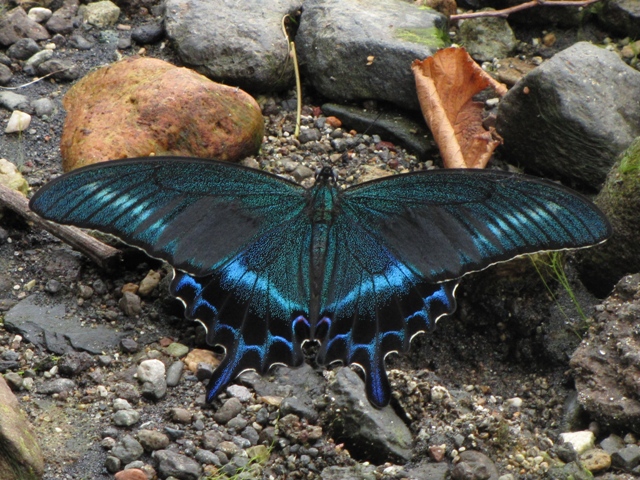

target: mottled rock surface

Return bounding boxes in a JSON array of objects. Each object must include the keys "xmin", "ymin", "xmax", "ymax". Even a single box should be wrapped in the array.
[{"xmin": 60, "ymin": 56, "xmax": 264, "ymax": 171}]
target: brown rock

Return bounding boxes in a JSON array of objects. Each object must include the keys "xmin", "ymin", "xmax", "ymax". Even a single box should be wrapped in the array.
[
  {"xmin": 184, "ymin": 348, "xmax": 220, "ymax": 372},
  {"xmin": 580, "ymin": 448, "xmax": 612, "ymax": 473},
  {"xmin": 0, "ymin": 375, "xmax": 44, "ymax": 479},
  {"xmin": 114, "ymin": 469, "xmax": 148, "ymax": 480},
  {"xmin": 61, "ymin": 56, "xmax": 264, "ymax": 171}
]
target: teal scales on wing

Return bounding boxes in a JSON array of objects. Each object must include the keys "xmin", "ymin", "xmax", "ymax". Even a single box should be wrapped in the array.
[{"xmin": 29, "ymin": 157, "xmax": 611, "ymax": 408}]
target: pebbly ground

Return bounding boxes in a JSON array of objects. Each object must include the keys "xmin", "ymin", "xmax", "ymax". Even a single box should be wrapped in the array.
[{"xmin": 2, "ymin": 3, "xmax": 640, "ymax": 480}]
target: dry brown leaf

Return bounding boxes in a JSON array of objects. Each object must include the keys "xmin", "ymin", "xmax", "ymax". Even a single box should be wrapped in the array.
[{"xmin": 412, "ymin": 47, "xmax": 507, "ymax": 169}]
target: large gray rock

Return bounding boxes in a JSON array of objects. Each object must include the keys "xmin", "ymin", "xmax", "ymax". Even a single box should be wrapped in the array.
[
  {"xmin": 570, "ymin": 274, "xmax": 640, "ymax": 434},
  {"xmin": 496, "ymin": 42, "xmax": 640, "ymax": 189},
  {"xmin": 165, "ymin": 0, "xmax": 302, "ymax": 92},
  {"xmin": 458, "ymin": 15, "xmax": 516, "ymax": 62},
  {"xmin": 327, "ymin": 367, "xmax": 413, "ymax": 462},
  {"xmin": 0, "ymin": 375, "xmax": 44, "ymax": 480},
  {"xmin": 576, "ymin": 138, "xmax": 640, "ymax": 295},
  {"xmin": 297, "ymin": 0, "xmax": 449, "ymax": 110}
]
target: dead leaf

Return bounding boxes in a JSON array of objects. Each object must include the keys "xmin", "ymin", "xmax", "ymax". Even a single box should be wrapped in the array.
[{"xmin": 412, "ymin": 47, "xmax": 507, "ymax": 169}]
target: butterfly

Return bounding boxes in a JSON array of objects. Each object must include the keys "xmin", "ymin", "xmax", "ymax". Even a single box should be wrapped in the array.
[{"xmin": 29, "ymin": 157, "xmax": 611, "ymax": 408}]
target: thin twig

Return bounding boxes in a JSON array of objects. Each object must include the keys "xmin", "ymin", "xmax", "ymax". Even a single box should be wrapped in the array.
[
  {"xmin": 282, "ymin": 14, "xmax": 302, "ymax": 138},
  {"xmin": 0, "ymin": 182, "xmax": 121, "ymax": 270},
  {"xmin": 0, "ymin": 68, "xmax": 70, "ymax": 90},
  {"xmin": 451, "ymin": 0, "xmax": 601, "ymax": 21}
]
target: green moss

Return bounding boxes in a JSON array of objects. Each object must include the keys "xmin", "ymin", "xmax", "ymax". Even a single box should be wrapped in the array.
[
  {"xmin": 618, "ymin": 137, "xmax": 640, "ymax": 175},
  {"xmin": 394, "ymin": 27, "xmax": 451, "ymax": 49}
]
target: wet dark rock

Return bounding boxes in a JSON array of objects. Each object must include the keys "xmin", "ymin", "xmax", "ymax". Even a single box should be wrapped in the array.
[
  {"xmin": 153, "ymin": 449, "xmax": 202, "ymax": 480},
  {"xmin": 113, "ymin": 382, "xmax": 141, "ymax": 404},
  {"xmin": 241, "ymin": 426, "xmax": 259, "ymax": 445},
  {"xmin": 104, "ymin": 455, "xmax": 121, "ymax": 473},
  {"xmin": 226, "ymin": 416, "xmax": 248, "ymax": 431},
  {"xmin": 297, "ymin": 0, "xmax": 448, "ymax": 110},
  {"xmin": 195, "ymin": 361, "xmax": 213, "ymax": 381},
  {"xmin": 0, "ymin": 375, "xmax": 44, "ymax": 478},
  {"xmin": 0, "ymin": 7, "xmax": 50, "ymax": 47},
  {"xmin": 131, "ymin": 22, "xmax": 164, "ymax": 44},
  {"xmin": 405, "ymin": 461, "xmax": 449, "ymax": 480},
  {"xmin": 327, "ymin": 367, "xmax": 413, "ymax": 462},
  {"xmin": 576, "ymin": 139, "xmax": 640, "ymax": 294},
  {"xmin": 321, "ymin": 103, "xmax": 434, "ymax": 159},
  {"xmin": 202, "ymin": 429, "xmax": 223, "ymax": 450},
  {"xmin": 58, "ymin": 351, "xmax": 94, "ymax": 376},
  {"xmin": 497, "ymin": 42, "xmax": 640, "ymax": 189},
  {"xmin": 165, "ymin": 0, "xmax": 300, "ymax": 92},
  {"xmin": 6, "ymin": 38, "xmax": 40, "ymax": 60},
  {"xmin": 111, "ymin": 435, "xmax": 144, "ymax": 464},
  {"xmin": 4, "ymin": 294, "xmax": 124, "ymax": 354},
  {"xmin": 242, "ymin": 363, "xmax": 325, "ymax": 406},
  {"xmin": 571, "ymin": 274, "xmax": 640, "ymax": 434},
  {"xmin": 213, "ymin": 397, "xmax": 243, "ymax": 424}
]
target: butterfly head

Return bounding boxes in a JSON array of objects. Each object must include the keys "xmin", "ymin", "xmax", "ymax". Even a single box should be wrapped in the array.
[{"xmin": 315, "ymin": 166, "xmax": 337, "ymax": 185}]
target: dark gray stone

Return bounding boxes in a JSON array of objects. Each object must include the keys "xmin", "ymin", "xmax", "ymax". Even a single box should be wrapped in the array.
[
  {"xmin": 0, "ymin": 91, "xmax": 30, "ymax": 111},
  {"xmin": 118, "ymin": 292, "xmax": 141, "ymax": 317},
  {"xmin": 297, "ymin": 128, "xmax": 322, "ymax": 144},
  {"xmin": 6, "ymin": 38, "xmax": 40, "ymax": 60},
  {"xmin": 166, "ymin": 360, "xmax": 184, "ymax": 387},
  {"xmin": 165, "ymin": 0, "xmax": 302, "ymax": 92},
  {"xmin": 131, "ymin": 22, "xmax": 164, "ymax": 44},
  {"xmin": 458, "ymin": 15, "xmax": 516, "ymax": 62},
  {"xmin": 327, "ymin": 367, "xmax": 413, "ymax": 462},
  {"xmin": 612, "ymin": 444, "xmax": 640, "ymax": 471},
  {"xmin": 600, "ymin": 434, "xmax": 626, "ymax": 454},
  {"xmin": 58, "ymin": 351, "xmax": 94, "ymax": 376},
  {"xmin": 137, "ymin": 429, "xmax": 170, "ymax": 451},
  {"xmin": 32, "ymin": 97, "xmax": 55, "ymax": 117},
  {"xmin": 0, "ymin": 63, "xmax": 10, "ymax": 85},
  {"xmin": 68, "ymin": 33, "xmax": 94, "ymax": 50},
  {"xmin": 321, "ymin": 103, "xmax": 434, "ymax": 159},
  {"xmin": 195, "ymin": 448, "xmax": 221, "ymax": 466},
  {"xmin": 111, "ymin": 435, "xmax": 144, "ymax": 464},
  {"xmin": 153, "ymin": 449, "xmax": 203, "ymax": 480},
  {"xmin": 38, "ymin": 378, "xmax": 76, "ymax": 395},
  {"xmin": 297, "ymin": 0, "xmax": 449, "ymax": 110},
  {"xmin": 452, "ymin": 450, "xmax": 499, "ymax": 480},
  {"xmin": 280, "ymin": 396, "xmax": 318, "ymax": 423},
  {"xmin": 497, "ymin": 42, "xmax": 640, "ymax": 189},
  {"xmin": 37, "ymin": 58, "xmax": 82, "ymax": 81},
  {"xmin": 45, "ymin": 0, "xmax": 78, "ymax": 34},
  {"xmin": 598, "ymin": 0, "xmax": 640, "ymax": 38},
  {"xmin": 0, "ymin": 7, "xmax": 50, "ymax": 47},
  {"xmin": 405, "ymin": 460, "xmax": 449, "ymax": 480},
  {"xmin": 4, "ymin": 294, "xmax": 125, "ymax": 354},
  {"xmin": 213, "ymin": 397, "xmax": 243, "ymax": 424}
]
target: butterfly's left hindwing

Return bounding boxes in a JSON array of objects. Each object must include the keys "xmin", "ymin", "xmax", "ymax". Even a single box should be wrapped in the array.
[{"xmin": 170, "ymin": 213, "xmax": 314, "ymax": 402}]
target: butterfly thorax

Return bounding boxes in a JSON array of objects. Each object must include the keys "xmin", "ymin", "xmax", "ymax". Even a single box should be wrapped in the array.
[{"xmin": 308, "ymin": 173, "xmax": 340, "ymax": 325}]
